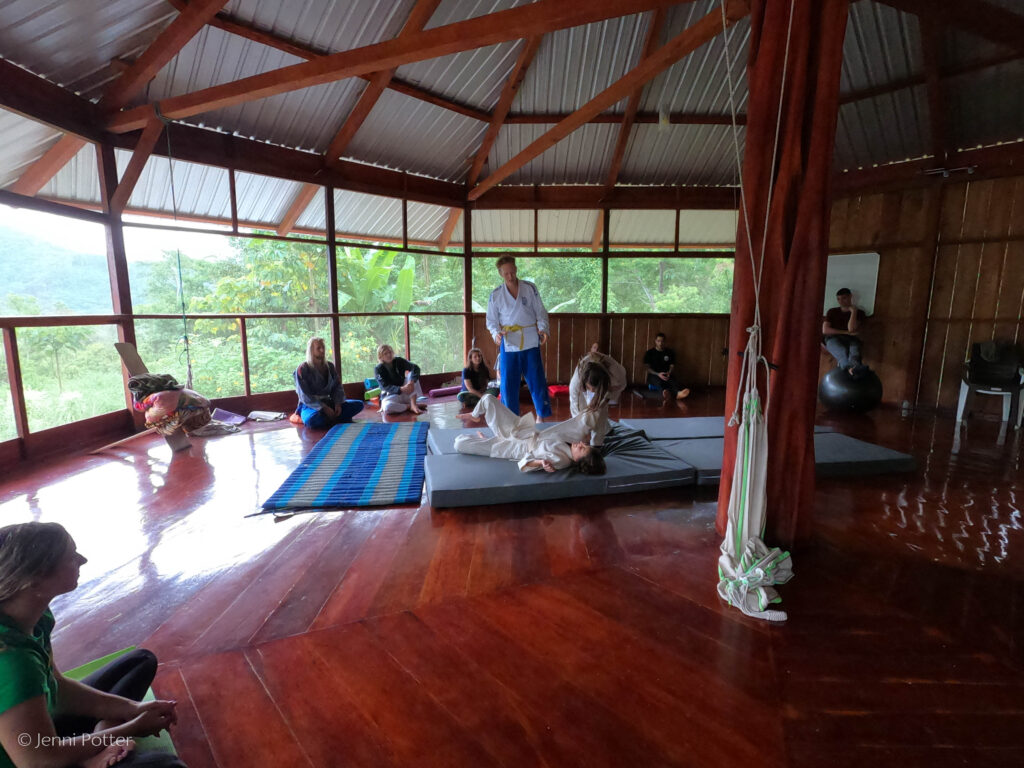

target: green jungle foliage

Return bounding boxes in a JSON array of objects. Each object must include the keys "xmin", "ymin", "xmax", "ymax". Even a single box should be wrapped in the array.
[{"xmin": 2, "ymin": 223, "xmax": 731, "ymax": 439}]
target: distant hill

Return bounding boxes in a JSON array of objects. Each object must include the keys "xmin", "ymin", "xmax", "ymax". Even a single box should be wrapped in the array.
[{"xmin": 0, "ymin": 228, "xmax": 156, "ymax": 315}]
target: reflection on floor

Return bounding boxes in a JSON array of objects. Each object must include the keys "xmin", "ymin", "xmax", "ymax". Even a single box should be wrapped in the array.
[{"xmin": 1, "ymin": 391, "xmax": 1022, "ymax": 767}]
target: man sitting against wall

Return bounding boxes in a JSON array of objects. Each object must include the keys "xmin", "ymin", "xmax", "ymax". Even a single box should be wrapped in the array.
[
  {"xmin": 642, "ymin": 332, "xmax": 690, "ymax": 404},
  {"xmin": 291, "ymin": 337, "xmax": 365, "ymax": 428}
]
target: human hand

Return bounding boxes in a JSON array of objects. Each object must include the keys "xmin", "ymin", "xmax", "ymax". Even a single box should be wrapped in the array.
[
  {"xmin": 538, "ymin": 331, "xmax": 549, "ymax": 345},
  {"xmin": 541, "ymin": 460, "xmax": 555, "ymax": 473},
  {"xmin": 590, "ymin": 342, "xmax": 600, "ymax": 355},
  {"xmin": 659, "ymin": 372, "xmax": 668, "ymax": 380},
  {"xmin": 400, "ymin": 381, "xmax": 414, "ymax": 395},
  {"xmin": 125, "ymin": 700, "xmax": 177, "ymax": 736}
]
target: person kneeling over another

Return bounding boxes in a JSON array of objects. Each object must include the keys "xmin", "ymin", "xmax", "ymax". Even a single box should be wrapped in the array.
[
  {"xmin": 457, "ymin": 348, "xmax": 500, "ymax": 409},
  {"xmin": 294, "ymin": 337, "xmax": 364, "ymax": 428},
  {"xmin": 375, "ymin": 345, "xmax": 423, "ymax": 415},
  {"xmin": 0, "ymin": 522, "xmax": 185, "ymax": 768},
  {"xmin": 455, "ymin": 394, "xmax": 606, "ymax": 474}
]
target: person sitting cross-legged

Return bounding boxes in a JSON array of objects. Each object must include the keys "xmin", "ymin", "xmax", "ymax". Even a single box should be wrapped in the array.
[
  {"xmin": 642, "ymin": 331, "xmax": 690, "ymax": 404},
  {"xmin": 455, "ymin": 394, "xmax": 606, "ymax": 474},
  {"xmin": 457, "ymin": 347, "xmax": 500, "ymax": 410},
  {"xmin": 293, "ymin": 337, "xmax": 364, "ymax": 428},
  {"xmin": 374, "ymin": 344, "xmax": 424, "ymax": 416}
]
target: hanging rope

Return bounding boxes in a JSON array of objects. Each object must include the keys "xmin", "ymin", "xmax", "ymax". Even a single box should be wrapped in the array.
[
  {"xmin": 154, "ymin": 102, "xmax": 194, "ymax": 390},
  {"xmin": 715, "ymin": 0, "xmax": 798, "ymax": 622}
]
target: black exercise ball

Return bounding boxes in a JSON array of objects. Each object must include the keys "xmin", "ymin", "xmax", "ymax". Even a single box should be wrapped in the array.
[{"xmin": 818, "ymin": 367, "xmax": 883, "ymax": 411}]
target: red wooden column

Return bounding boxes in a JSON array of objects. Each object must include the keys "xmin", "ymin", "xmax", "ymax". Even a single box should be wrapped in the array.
[{"xmin": 717, "ymin": 0, "xmax": 850, "ymax": 547}]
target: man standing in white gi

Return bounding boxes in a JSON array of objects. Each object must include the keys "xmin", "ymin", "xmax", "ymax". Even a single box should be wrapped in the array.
[{"xmin": 485, "ymin": 255, "xmax": 552, "ymax": 418}]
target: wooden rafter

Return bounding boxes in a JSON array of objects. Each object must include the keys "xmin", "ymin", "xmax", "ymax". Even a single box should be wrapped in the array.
[
  {"xmin": 876, "ymin": 0, "xmax": 1024, "ymax": 56},
  {"xmin": 919, "ymin": 18, "xmax": 948, "ymax": 160},
  {"xmin": 103, "ymin": 0, "xmax": 230, "ymax": 111},
  {"xmin": 9, "ymin": 135, "xmax": 87, "ymax": 197},
  {"xmin": 8, "ymin": 0, "xmax": 225, "ymax": 197},
  {"xmin": 469, "ymin": 0, "xmax": 750, "ymax": 201},
  {"xmin": 590, "ymin": 8, "xmax": 666, "ymax": 247},
  {"xmin": 438, "ymin": 35, "xmax": 542, "ymax": 251},
  {"xmin": 278, "ymin": 0, "xmax": 441, "ymax": 237},
  {"xmin": 108, "ymin": 114, "xmax": 165, "ymax": 214},
  {"xmin": 108, "ymin": 0, "xmax": 688, "ymax": 133},
  {"xmin": 167, "ymin": 0, "xmax": 491, "ymax": 123}
]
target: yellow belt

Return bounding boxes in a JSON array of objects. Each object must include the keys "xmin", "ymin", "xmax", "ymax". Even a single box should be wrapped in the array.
[{"xmin": 502, "ymin": 323, "xmax": 536, "ymax": 349}]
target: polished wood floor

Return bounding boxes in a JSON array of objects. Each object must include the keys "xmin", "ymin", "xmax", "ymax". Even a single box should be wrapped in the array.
[{"xmin": 2, "ymin": 392, "xmax": 1023, "ymax": 767}]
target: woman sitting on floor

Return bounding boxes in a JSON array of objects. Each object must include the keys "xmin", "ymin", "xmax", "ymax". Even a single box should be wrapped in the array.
[
  {"xmin": 0, "ymin": 522, "xmax": 184, "ymax": 768},
  {"xmin": 455, "ymin": 394, "xmax": 606, "ymax": 474},
  {"xmin": 374, "ymin": 345, "xmax": 423, "ymax": 416},
  {"xmin": 457, "ymin": 348, "xmax": 500, "ymax": 409}
]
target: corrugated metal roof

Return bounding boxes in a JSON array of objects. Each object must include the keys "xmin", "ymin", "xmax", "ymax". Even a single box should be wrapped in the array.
[
  {"xmin": 0, "ymin": 107, "xmax": 62, "ymax": 189},
  {"xmin": 835, "ymin": 86, "xmax": 929, "ymax": 169},
  {"xmin": 407, "ymin": 200, "xmax": 452, "ymax": 244},
  {"xmin": 489, "ymin": 123, "xmax": 619, "ymax": 185},
  {"xmin": 640, "ymin": 1, "xmax": 750, "ymax": 116},
  {"xmin": 515, "ymin": 11, "xmax": 648, "ymax": 115},
  {"xmin": 0, "ymin": 0, "xmax": 173, "ymax": 98},
  {"xmin": 147, "ymin": 24, "xmax": 364, "ymax": 153},
  {"xmin": 538, "ymin": 209, "xmax": 600, "ymax": 244},
  {"xmin": 38, "ymin": 140, "xmax": 101, "ymax": 204},
  {"xmin": 333, "ymin": 188, "xmax": 403, "ymax": 241},
  {"xmin": 946, "ymin": 59, "xmax": 1024, "ymax": 150},
  {"xmin": 223, "ymin": 0, "xmax": 412, "ymax": 56},
  {"xmin": 840, "ymin": 1, "xmax": 918, "ymax": 94},
  {"xmin": 295, "ymin": 186, "xmax": 327, "ymax": 231},
  {"xmin": 609, "ymin": 208, "xmax": 737, "ymax": 245},
  {"xmin": 233, "ymin": 170, "xmax": 299, "ymax": 226},
  {"xmin": 345, "ymin": 89, "xmax": 486, "ymax": 181},
  {"xmin": 397, "ymin": 0, "xmax": 527, "ymax": 110},
  {"xmin": 453, "ymin": 209, "xmax": 533, "ymax": 244},
  {"xmin": 619, "ymin": 123, "xmax": 740, "ymax": 186}
]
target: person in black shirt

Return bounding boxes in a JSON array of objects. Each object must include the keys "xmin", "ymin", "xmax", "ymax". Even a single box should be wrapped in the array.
[
  {"xmin": 822, "ymin": 288, "xmax": 867, "ymax": 376},
  {"xmin": 642, "ymin": 332, "xmax": 690, "ymax": 403},
  {"xmin": 374, "ymin": 344, "xmax": 423, "ymax": 415},
  {"xmin": 457, "ymin": 347, "xmax": 499, "ymax": 409}
]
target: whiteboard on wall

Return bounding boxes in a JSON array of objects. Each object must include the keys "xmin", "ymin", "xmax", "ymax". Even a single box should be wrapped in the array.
[{"xmin": 824, "ymin": 252, "xmax": 880, "ymax": 315}]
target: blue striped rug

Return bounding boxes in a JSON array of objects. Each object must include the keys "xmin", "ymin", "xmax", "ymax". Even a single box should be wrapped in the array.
[{"xmin": 262, "ymin": 422, "xmax": 429, "ymax": 510}]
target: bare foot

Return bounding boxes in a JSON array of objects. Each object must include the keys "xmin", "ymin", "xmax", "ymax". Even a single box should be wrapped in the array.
[
  {"xmin": 676, "ymin": 388, "xmax": 690, "ymax": 400},
  {"xmin": 83, "ymin": 741, "xmax": 135, "ymax": 768},
  {"xmin": 661, "ymin": 389, "xmax": 671, "ymax": 407},
  {"xmin": 457, "ymin": 412, "xmax": 481, "ymax": 423},
  {"xmin": 288, "ymin": 413, "xmax": 302, "ymax": 425},
  {"xmin": 410, "ymin": 406, "xmax": 423, "ymax": 415}
]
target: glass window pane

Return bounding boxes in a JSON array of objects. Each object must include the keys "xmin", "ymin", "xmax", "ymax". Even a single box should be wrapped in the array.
[
  {"xmin": 247, "ymin": 318, "xmax": 333, "ymax": 394},
  {"xmin": 409, "ymin": 253, "xmax": 463, "ymax": 313},
  {"xmin": 337, "ymin": 247, "xmax": 463, "ymax": 314},
  {"xmin": 0, "ymin": 204, "xmax": 112, "ymax": 316},
  {"xmin": 127, "ymin": 229, "xmax": 330, "ymax": 316},
  {"xmin": 472, "ymin": 256, "xmax": 602, "ymax": 313},
  {"xmin": 410, "ymin": 315, "xmax": 463, "ymax": 376},
  {"xmin": 339, "ymin": 316, "xmax": 405, "ymax": 385},
  {"xmin": 135, "ymin": 318, "xmax": 244, "ymax": 399},
  {"xmin": 607, "ymin": 257, "xmax": 734, "ymax": 313},
  {"xmin": 0, "ymin": 348, "xmax": 15, "ymax": 441},
  {"xmin": 18, "ymin": 325, "xmax": 124, "ymax": 431}
]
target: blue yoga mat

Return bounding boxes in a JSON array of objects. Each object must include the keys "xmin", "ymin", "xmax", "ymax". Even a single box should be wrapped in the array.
[{"xmin": 262, "ymin": 421, "xmax": 429, "ymax": 510}]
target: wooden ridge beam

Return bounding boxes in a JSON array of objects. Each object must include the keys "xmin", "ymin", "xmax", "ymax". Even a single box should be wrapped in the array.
[
  {"xmin": 103, "ymin": 0, "xmax": 229, "ymax": 111},
  {"xmin": 505, "ymin": 111, "xmax": 746, "ymax": 125},
  {"xmin": 108, "ymin": 0, "xmax": 688, "ymax": 133},
  {"xmin": 108, "ymin": 115, "xmax": 165, "ymax": 214},
  {"xmin": 469, "ymin": 0, "xmax": 749, "ymax": 200},
  {"xmin": 876, "ymin": 0, "xmax": 1024, "ymax": 56},
  {"xmin": 9, "ymin": 135, "xmax": 88, "ymax": 196}
]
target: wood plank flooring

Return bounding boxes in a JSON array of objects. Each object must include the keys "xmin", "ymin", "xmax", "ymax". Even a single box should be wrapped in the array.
[{"xmin": 2, "ymin": 393, "xmax": 1023, "ymax": 767}]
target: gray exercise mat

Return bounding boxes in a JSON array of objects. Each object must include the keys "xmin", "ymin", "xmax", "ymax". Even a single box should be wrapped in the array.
[
  {"xmin": 425, "ymin": 426, "xmax": 695, "ymax": 508},
  {"xmin": 619, "ymin": 416, "xmax": 834, "ymax": 440},
  {"xmin": 428, "ymin": 420, "xmax": 619, "ymax": 455},
  {"xmin": 659, "ymin": 432, "xmax": 915, "ymax": 486}
]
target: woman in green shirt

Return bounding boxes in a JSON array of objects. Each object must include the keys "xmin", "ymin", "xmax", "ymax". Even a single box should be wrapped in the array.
[{"xmin": 0, "ymin": 523, "xmax": 183, "ymax": 768}]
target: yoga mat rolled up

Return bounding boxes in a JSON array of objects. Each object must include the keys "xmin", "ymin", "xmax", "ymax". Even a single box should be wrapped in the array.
[{"xmin": 428, "ymin": 385, "xmax": 461, "ymax": 398}]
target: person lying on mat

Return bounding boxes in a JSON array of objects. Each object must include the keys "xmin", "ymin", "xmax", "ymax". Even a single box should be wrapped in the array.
[
  {"xmin": 0, "ymin": 522, "xmax": 185, "ymax": 768},
  {"xmin": 457, "ymin": 348, "xmax": 500, "ymax": 410},
  {"xmin": 292, "ymin": 337, "xmax": 364, "ymax": 429},
  {"xmin": 455, "ymin": 394, "xmax": 606, "ymax": 475},
  {"xmin": 375, "ymin": 345, "xmax": 424, "ymax": 416}
]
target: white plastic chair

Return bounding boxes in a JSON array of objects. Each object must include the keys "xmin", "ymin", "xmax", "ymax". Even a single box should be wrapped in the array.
[{"xmin": 955, "ymin": 343, "xmax": 1023, "ymax": 429}]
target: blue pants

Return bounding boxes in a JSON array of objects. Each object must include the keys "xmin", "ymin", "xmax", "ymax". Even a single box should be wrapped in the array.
[
  {"xmin": 824, "ymin": 336, "xmax": 863, "ymax": 371},
  {"xmin": 499, "ymin": 343, "xmax": 551, "ymax": 418},
  {"xmin": 299, "ymin": 400, "xmax": 364, "ymax": 428}
]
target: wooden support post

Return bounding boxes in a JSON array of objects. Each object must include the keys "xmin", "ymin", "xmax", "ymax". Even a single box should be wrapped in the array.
[
  {"xmin": 463, "ymin": 206, "xmax": 473, "ymax": 360},
  {"xmin": 906, "ymin": 185, "xmax": 945, "ymax": 406},
  {"xmin": 3, "ymin": 328, "xmax": 30, "ymax": 453},
  {"xmin": 240, "ymin": 317, "xmax": 251, "ymax": 396},
  {"xmin": 325, "ymin": 187, "xmax": 342, "ymax": 376},
  {"xmin": 229, "ymin": 167, "xmax": 239, "ymax": 233},
  {"xmin": 601, "ymin": 208, "xmax": 611, "ymax": 349}
]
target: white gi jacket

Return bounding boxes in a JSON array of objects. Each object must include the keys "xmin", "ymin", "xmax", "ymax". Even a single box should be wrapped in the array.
[
  {"xmin": 485, "ymin": 280, "xmax": 549, "ymax": 352},
  {"xmin": 568, "ymin": 352, "xmax": 627, "ymax": 446}
]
